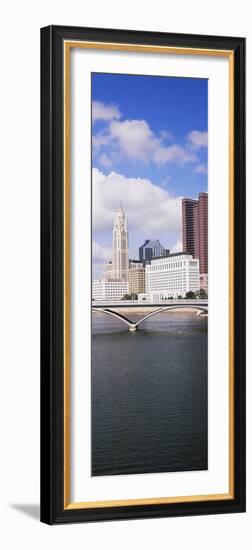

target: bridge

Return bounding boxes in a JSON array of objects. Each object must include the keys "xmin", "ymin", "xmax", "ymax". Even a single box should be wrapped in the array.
[{"xmin": 92, "ymin": 300, "xmax": 208, "ymax": 331}]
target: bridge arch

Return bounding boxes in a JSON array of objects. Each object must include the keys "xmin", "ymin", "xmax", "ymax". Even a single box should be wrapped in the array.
[
  {"xmin": 92, "ymin": 304, "xmax": 208, "ymax": 331},
  {"xmin": 135, "ymin": 305, "xmax": 208, "ymax": 328},
  {"xmin": 92, "ymin": 308, "xmax": 134, "ymax": 329}
]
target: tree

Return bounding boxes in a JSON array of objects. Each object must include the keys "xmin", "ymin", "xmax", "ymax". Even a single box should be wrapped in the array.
[
  {"xmin": 198, "ymin": 288, "xmax": 208, "ymax": 298},
  {"xmin": 186, "ymin": 291, "xmax": 195, "ymax": 299},
  {"xmin": 122, "ymin": 293, "xmax": 131, "ymax": 300}
]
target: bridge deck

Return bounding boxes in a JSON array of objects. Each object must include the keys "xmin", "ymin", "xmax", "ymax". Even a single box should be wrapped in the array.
[
  {"xmin": 92, "ymin": 300, "xmax": 208, "ymax": 309},
  {"xmin": 92, "ymin": 301, "xmax": 208, "ymax": 331}
]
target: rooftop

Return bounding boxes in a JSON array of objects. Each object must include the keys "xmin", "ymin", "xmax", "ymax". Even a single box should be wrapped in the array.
[{"xmin": 148, "ymin": 251, "xmax": 192, "ymax": 261}]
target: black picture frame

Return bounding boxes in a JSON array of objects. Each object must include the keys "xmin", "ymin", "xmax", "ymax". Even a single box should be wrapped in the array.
[{"xmin": 41, "ymin": 25, "xmax": 246, "ymax": 524}]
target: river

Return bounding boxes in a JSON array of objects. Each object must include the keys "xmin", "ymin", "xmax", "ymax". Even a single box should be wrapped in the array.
[{"xmin": 91, "ymin": 311, "xmax": 208, "ymax": 476}]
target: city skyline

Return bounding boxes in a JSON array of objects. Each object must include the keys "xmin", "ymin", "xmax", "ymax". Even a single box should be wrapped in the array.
[
  {"xmin": 92, "ymin": 73, "xmax": 208, "ymax": 279},
  {"xmin": 92, "ymin": 204, "xmax": 203, "ymax": 301}
]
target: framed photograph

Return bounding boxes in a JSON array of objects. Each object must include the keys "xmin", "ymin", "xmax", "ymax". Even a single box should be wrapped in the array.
[{"xmin": 41, "ymin": 25, "xmax": 246, "ymax": 524}]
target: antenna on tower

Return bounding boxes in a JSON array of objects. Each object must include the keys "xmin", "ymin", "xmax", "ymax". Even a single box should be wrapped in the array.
[{"xmin": 120, "ymin": 200, "xmax": 123, "ymax": 211}]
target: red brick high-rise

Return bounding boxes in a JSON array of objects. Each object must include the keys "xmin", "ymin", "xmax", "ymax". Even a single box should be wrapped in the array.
[
  {"xmin": 182, "ymin": 192, "xmax": 208, "ymax": 290},
  {"xmin": 197, "ymin": 192, "xmax": 208, "ymax": 275},
  {"xmin": 182, "ymin": 198, "xmax": 198, "ymax": 259}
]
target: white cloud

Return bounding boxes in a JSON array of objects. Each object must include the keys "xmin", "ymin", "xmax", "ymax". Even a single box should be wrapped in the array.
[
  {"xmin": 194, "ymin": 163, "xmax": 207, "ymax": 174},
  {"xmin": 170, "ymin": 239, "xmax": 183, "ymax": 253},
  {"xmin": 92, "ymin": 168, "xmax": 182, "ymax": 237},
  {"xmin": 92, "ymin": 101, "xmax": 121, "ymax": 122},
  {"xmin": 92, "ymin": 241, "xmax": 112, "ymax": 279},
  {"xmin": 109, "ymin": 119, "xmax": 158, "ymax": 163},
  {"xmin": 92, "ymin": 131, "xmax": 112, "ymax": 149},
  {"xmin": 94, "ymin": 118, "xmax": 198, "ymax": 167},
  {"xmin": 159, "ymin": 129, "xmax": 173, "ymax": 140},
  {"xmin": 98, "ymin": 153, "xmax": 113, "ymax": 168},
  {"xmin": 154, "ymin": 144, "xmax": 198, "ymax": 165},
  {"xmin": 187, "ymin": 130, "xmax": 208, "ymax": 149},
  {"xmin": 92, "ymin": 240, "xmax": 111, "ymax": 264}
]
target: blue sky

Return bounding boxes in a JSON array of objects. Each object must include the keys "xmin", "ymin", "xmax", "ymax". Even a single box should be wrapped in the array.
[{"xmin": 91, "ymin": 73, "xmax": 208, "ymax": 278}]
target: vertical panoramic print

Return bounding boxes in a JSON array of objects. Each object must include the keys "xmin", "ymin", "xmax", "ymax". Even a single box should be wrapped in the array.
[{"xmin": 91, "ymin": 73, "xmax": 208, "ymax": 477}]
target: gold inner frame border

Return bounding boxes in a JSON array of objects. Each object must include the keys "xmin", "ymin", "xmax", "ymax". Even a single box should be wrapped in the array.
[{"xmin": 63, "ymin": 40, "xmax": 234, "ymax": 510}]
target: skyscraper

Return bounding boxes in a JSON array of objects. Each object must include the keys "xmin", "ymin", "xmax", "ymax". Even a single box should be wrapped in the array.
[
  {"xmin": 111, "ymin": 206, "xmax": 129, "ymax": 281},
  {"xmin": 139, "ymin": 239, "xmax": 170, "ymax": 263},
  {"xmin": 198, "ymin": 192, "xmax": 208, "ymax": 276},
  {"xmin": 182, "ymin": 192, "xmax": 208, "ymax": 290},
  {"xmin": 182, "ymin": 198, "xmax": 198, "ymax": 258}
]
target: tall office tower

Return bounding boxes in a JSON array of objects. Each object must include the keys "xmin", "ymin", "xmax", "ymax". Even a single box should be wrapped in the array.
[
  {"xmin": 182, "ymin": 198, "xmax": 199, "ymax": 258},
  {"xmin": 139, "ymin": 239, "xmax": 170, "ymax": 262},
  {"xmin": 182, "ymin": 192, "xmax": 208, "ymax": 288},
  {"xmin": 198, "ymin": 192, "xmax": 208, "ymax": 276},
  {"xmin": 111, "ymin": 206, "xmax": 129, "ymax": 281}
]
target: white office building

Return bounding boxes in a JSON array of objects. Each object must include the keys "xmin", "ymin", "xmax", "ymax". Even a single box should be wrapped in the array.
[
  {"xmin": 144, "ymin": 253, "xmax": 200, "ymax": 300},
  {"xmin": 92, "ymin": 279, "xmax": 129, "ymax": 302}
]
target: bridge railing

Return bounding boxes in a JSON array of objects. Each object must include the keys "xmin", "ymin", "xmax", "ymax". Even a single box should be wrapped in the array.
[{"xmin": 92, "ymin": 299, "xmax": 208, "ymax": 307}]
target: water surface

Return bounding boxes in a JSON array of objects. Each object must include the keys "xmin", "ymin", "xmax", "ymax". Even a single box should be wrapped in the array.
[{"xmin": 91, "ymin": 311, "xmax": 208, "ymax": 476}]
